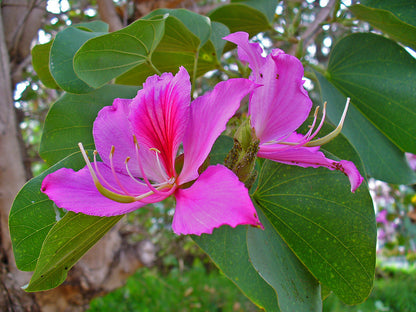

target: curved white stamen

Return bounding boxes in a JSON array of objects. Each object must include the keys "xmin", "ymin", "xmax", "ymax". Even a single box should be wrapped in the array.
[
  {"xmin": 304, "ymin": 105, "xmax": 321, "ymax": 138},
  {"xmin": 78, "ymin": 141, "xmax": 178, "ymax": 203},
  {"xmin": 133, "ymin": 136, "xmax": 175, "ymax": 196},
  {"xmin": 79, "ymin": 143, "xmax": 100, "ymax": 184},
  {"xmin": 78, "ymin": 143, "xmax": 136, "ymax": 203},
  {"xmin": 305, "ymin": 98, "xmax": 349, "ymax": 147},
  {"xmin": 93, "ymin": 150, "xmax": 124, "ymax": 193},
  {"xmin": 109, "ymin": 146, "xmax": 131, "ymax": 195},
  {"xmin": 125, "ymin": 157, "xmax": 147, "ymax": 187},
  {"xmin": 149, "ymin": 147, "xmax": 170, "ymax": 181},
  {"xmin": 307, "ymin": 102, "xmax": 327, "ymax": 141}
]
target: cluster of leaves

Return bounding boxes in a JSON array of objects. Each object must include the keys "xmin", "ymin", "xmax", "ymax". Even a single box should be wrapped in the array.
[{"xmin": 8, "ymin": 0, "xmax": 416, "ymax": 311}]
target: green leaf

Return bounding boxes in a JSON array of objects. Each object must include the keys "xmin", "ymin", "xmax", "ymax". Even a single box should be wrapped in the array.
[
  {"xmin": 210, "ymin": 135, "xmax": 233, "ymax": 165},
  {"xmin": 209, "ymin": 0, "xmax": 274, "ymax": 43},
  {"xmin": 349, "ymin": 0, "xmax": 416, "ymax": 50},
  {"xmin": 247, "ymin": 209, "xmax": 322, "ymax": 312},
  {"xmin": 316, "ymin": 71, "xmax": 416, "ymax": 184},
  {"xmin": 208, "ymin": 22, "xmax": 230, "ymax": 61},
  {"xmin": 9, "ymin": 151, "xmax": 88, "ymax": 271},
  {"xmin": 232, "ymin": 0, "xmax": 277, "ymax": 23},
  {"xmin": 253, "ymin": 160, "xmax": 376, "ymax": 305},
  {"xmin": 75, "ymin": 20, "xmax": 109, "ymax": 33},
  {"xmin": 193, "ymin": 226, "xmax": 280, "ymax": 311},
  {"xmin": 116, "ymin": 13, "xmax": 220, "ymax": 86},
  {"xmin": 326, "ymin": 33, "xmax": 416, "ymax": 154},
  {"xmin": 360, "ymin": 0, "xmax": 416, "ymax": 26},
  {"xmin": 144, "ymin": 9, "xmax": 211, "ymax": 46},
  {"xmin": 39, "ymin": 84, "xmax": 138, "ymax": 166},
  {"xmin": 50, "ymin": 24, "xmax": 107, "ymax": 93},
  {"xmin": 31, "ymin": 41, "xmax": 59, "ymax": 89},
  {"xmin": 74, "ymin": 17, "xmax": 166, "ymax": 88},
  {"xmin": 24, "ymin": 212, "xmax": 122, "ymax": 292}
]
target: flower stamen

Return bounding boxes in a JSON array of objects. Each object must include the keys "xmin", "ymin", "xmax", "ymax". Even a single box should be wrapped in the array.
[
  {"xmin": 305, "ymin": 98, "xmax": 349, "ymax": 147},
  {"xmin": 78, "ymin": 143, "xmax": 136, "ymax": 203},
  {"xmin": 125, "ymin": 157, "xmax": 147, "ymax": 187},
  {"xmin": 149, "ymin": 147, "xmax": 170, "ymax": 181},
  {"xmin": 93, "ymin": 150, "xmax": 124, "ymax": 193},
  {"xmin": 133, "ymin": 136, "xmax": 175, "ymax": 196},
  {"xmin": 109, "ymin": 146, "xmax": 132, "ymax": 195}
]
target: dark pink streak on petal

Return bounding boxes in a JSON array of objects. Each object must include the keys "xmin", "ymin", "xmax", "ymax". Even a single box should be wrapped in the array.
[
  {"xmin": 258, "ymin": 144, "xmax": 364, "ymax": 192},
  {"xmin": 41, "ymin": 163, "xmax": 169, "ymax": 216},
  {"xmin": 179, "ymin": 78, "xmax": 256, "ymax": 184},
  {"xmin": 172, "ymin": 165, "xmax": 262, "ymax": 236},
  {"xmin": 129, "ymin": 67, "xmax": 191, "ymax": 178}
]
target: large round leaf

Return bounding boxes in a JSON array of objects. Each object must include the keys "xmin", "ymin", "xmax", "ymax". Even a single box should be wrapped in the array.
[
  {"xmin": 116, "ymin": 14, "xmax": 220, "ymax": 86},
  {"xmin": 253, "ymin": 160, "xmax": 376, "ymax": 305},
  {"xmin": 24, "ymin": 212, "xmax": 122, "ymax": 292},
  {"xmin": 209, "ymin": 0, "xmax": 274, "ymax": 37},
  {"xmin": 50, "ymin": 23, "xmax": 107, "ymax": 93},
  {"xmin": 144, "ymin": 8, "xmax": 211, "ymax": 46},
  {"xmin": 193, "ymin": 226, "xmax": 280, "ymax": 312},
  {"xmin": 9, "ymin": 152, "xmax": 87, "ymax": 271},
  {"xmin": 349, "ymin": 0, "xmax": 416, "ymax": 50},
  {"xmin": 326, "ymin": 33, "xmax": 416, "ymax": 154},
  {"xmin": 39, "ymin": 85, "xmax": 138, "ymax": 166},
  {"xmin": 316, "ymin": 71, "xmax": 416, "ymax": 184},
  {"xmin": 247, "ymin": 209, "xmax": 322, "ymax": 312},
  {"xmin": 31, "ymin": 41, "xmax": 59, "ymax": 89},
  {"xmin": 74, "ymin": 17, "xmax": 165, "ymax": 88}
]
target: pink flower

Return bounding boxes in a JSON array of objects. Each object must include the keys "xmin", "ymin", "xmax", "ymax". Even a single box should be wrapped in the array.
[
  {"xmin": 224, "ymin": 32, "xmax": 363, "ymax": 192},
  {"xmin": 41, "ymin": 67, "xmax": 262, "ymax": 235},
  {"xmin": 376, "ymin": 209, "xmax": 388, "ymax": 225}
]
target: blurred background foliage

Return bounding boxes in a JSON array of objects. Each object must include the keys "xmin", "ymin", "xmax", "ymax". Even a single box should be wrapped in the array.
[{"xmin": 12, "ymin": 0, "xmax": 416, "ymax": 310}]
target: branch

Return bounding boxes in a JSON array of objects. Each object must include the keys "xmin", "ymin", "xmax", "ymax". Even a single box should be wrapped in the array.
[
  {"xmin": 301, "ymin": 0, "xmax": 337, "ymax": 48},
  {"xmin": 97, "ymin": 0, "xmax": 123, "ymax": 32}
]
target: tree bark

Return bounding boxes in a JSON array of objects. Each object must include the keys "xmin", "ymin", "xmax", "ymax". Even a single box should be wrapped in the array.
[
  {"xmin": 0, "ymin": 3, "xmax": 41, "ymax": 311},
  {"xmin": 97, "ymin": 0, "xmax": 123, "ymax": 31}
]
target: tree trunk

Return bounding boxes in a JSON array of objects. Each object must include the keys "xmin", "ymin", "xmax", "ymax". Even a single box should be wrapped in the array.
[{"xmin": 0, "ymin": 3, "xmax": 41, "ymax": 310}]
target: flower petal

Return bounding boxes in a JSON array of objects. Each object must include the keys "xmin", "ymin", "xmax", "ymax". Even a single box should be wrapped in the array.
[
  {"xmin": 128, "ymin": 67, "xmax": 191, "ymax": 178},
  {"xmin": 172, "ymin": 165, "xmax": 262, "ymax": 235},
  {"xmin": 41, "ymin": 163, "xmax": 169, "ymax": 216},
  {"xmin": 223, "ymin": 32, "xmax": 265, "ymax": 81},
  {"xmin": 93, "ymin": 98, "xmax": 134, "ymax": 172},
  {"xmin": 179, "ymin": 78, "xmax": 256, "ymax": 184},
  {"xmin": 93, "ymin": 98, "xmax": 165, "ymax": 182},
  {"xmin": 258, "ymin": 144, "xmax": 364, "ymax": 192},
  {"xmin": 250, "ymin": 50, "xmax": 312, "ymax": 143}
]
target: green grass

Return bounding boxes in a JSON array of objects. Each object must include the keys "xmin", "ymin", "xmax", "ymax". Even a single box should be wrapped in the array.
[
  {"xmin": 88, "ymin": 261, "xmax": 416, "ymax": 312},
  {"xmin": 87, "ymin": 259, "xmax": 260, "ymax": 312}
]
